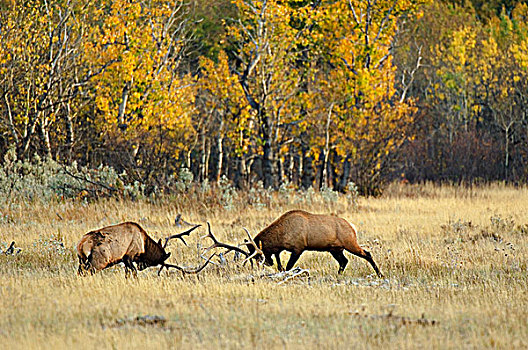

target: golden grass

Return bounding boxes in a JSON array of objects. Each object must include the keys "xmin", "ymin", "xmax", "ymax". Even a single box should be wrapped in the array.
[{"xmin": 1, "ymin": 183, "xmax": 527, "ymax": 349}]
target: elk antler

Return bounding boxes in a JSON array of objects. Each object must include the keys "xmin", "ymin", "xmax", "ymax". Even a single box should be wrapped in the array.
[
  {"xmin": 240, "ymin": 228, "xmax": 265, "ymax": 265},
  {"xmin": 201, "ymin": 222, "xmax": 250, "ymax": 256},
  {"xmin": 158, "ymin": 253, "xmax": 217, "ymax": 276},
  {"xmin": 163, "ymin": 224, "xmax": 201, "ymax": 248}
]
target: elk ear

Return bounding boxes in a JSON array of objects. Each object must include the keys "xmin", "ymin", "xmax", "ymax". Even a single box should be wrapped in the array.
[
  {"xmin": 163, "ymin": 252, "xmax": 171, "ymax": 261},
  {"xmin": 158, "ymin": 239, "xmax": 162, "ymax": 246}
]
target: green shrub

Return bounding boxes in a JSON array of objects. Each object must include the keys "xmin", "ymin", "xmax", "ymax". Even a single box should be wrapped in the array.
[{"xmin": 0, "ymin": 148, "xmax": 140, "ymax": 204}]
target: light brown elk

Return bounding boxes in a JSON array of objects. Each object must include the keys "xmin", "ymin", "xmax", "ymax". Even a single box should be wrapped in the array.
[
  {"xmin": 204, "ymin": 210, "xmax": 383, "ymax": 277},
  {"xmin": 77, "ymin": 222, "xmax": 213, "ymax": 277}
]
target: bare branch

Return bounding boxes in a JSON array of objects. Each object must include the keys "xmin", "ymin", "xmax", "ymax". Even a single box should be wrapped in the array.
[
  {"xmin": 373, "ymin": 0, "xmax": 397, "ymax": 44},
  {"xmin": 174, "ymin": 213, "xmax": 200, "ymax": 227},
  {"xmin": 348, "ymin": 0, "xmax": 361, "ymax": 27},
  {"xmin": 3, "ymin": 93, "xmax": 19, "ymax": 143},
  {"xmin": 399, "ymin": 45, "xmax": 422, "ymax": 103},
  {"xmin": 1, "ymin": 241, "xmax": 21, "ymax": 255},
  {"xmin": 60, "ymin": 165, "xmax": 119, "ymax": 193}
]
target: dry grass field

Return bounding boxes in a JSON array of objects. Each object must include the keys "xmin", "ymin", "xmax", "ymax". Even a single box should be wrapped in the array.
[{"xmin": 1, "ymin": 183, "xmax": 527, "ymax": 349}]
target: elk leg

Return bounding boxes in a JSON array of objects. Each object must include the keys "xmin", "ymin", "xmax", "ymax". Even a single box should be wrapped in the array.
[
  {"xmin": 87, "ymin": 250, "xmax": 105, "ymax": 275},
  {"xmin": 351, "ymin": 250, "xmax": 383, "ymax": 278},
  {"xmin": 130, "ymin": 256, "xmax": 138, "ymax": 277},
  {"xmin": 330, "ymin": 250, "xmax": 348, "ymax": 274},
  {"xmin": 77, "ymin": 256, "xmax": 86, "ymax": 276},
  {"xmin": 130, "ymin": 262, "xmax": 137, "ymax": 278},
  {"xmin": 123, "ymin": 257, "xmax": 137, "ymax": 278},
  {"xmin": 77, "ymin": 262, "xmax": 91, "ymax": 276},
  {"xmin": 363, "ymin": 250, "xmax": 383, "ymax": 278},
  {"xmin": 285, "ymin": 251, "xmax": 302, "ymax": 271},
  {"xmin": 274, "ymin": 253, "xmax": 283, "ymax": 271},
  {"xmin": 263, "ymin": 253, "xmax": 274, "ymax": 267},
  {"xmin": 343, "ymin": 239, "xmax": 384, "ymax": 278}
]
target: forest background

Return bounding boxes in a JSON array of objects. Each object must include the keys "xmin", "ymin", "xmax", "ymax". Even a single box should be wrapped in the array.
[{"xmin": 1, "ymin": 0, "xmax": 527, "ymax": 200}]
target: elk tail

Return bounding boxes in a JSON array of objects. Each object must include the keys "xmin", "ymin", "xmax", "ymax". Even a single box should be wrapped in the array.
[
  {"xmin": 82, "ymin": 246, "xmax": 92, "ymax": 262},
  {"xmin": 76, "ymin": 241, "xmax": 92, "ymax": 265}
]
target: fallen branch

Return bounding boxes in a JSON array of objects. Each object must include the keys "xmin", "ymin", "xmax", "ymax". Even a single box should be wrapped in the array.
[
  {"xmin": 349, "ymin": 310, "xmax": 437, "ymax": 326},
  {"xmin": 1, "ymin": 241, "xmax": 21, "ymax": 255},
  {"xmin": 115, "ymin": 315, "xmax": 166, "ymax": 328},
  {"xmin": 257, "ymin": 267, "xmax": 310, "ymax": 284},
  {"xmin": 174, "ymin": 213, "xmax": 200, "ymax": 227}
]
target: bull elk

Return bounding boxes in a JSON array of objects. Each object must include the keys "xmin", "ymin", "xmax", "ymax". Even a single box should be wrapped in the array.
[
  {"xmin": 203, "ymin": 210, "xmax": 383, "ymax": 277},
  {"xmin": 77, "ymin": 222, "xmax": 214, "ymax": 277}
]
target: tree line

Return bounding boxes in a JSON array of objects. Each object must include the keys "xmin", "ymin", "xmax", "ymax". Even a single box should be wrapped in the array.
[{"xmin": 1, "ymin": 0, "xmax": 527, "ymax": 196}]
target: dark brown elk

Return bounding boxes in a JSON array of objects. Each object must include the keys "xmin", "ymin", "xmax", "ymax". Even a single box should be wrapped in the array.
[
  {"xmin": 77, "ymin": 222, "xmax": 213, "ymax": 277},
  {"xmin": 204, "ymin": 210, "xmax": 383, "ymax": 277}
]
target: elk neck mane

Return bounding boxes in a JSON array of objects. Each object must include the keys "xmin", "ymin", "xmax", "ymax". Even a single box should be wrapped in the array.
[
  {"xmin": 257, "ymin": 210, "xmax": 309, "ymax": 237},
  {"xmin": 133, "ymin": 223, "xmax": 165, "ymax": 259}
]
